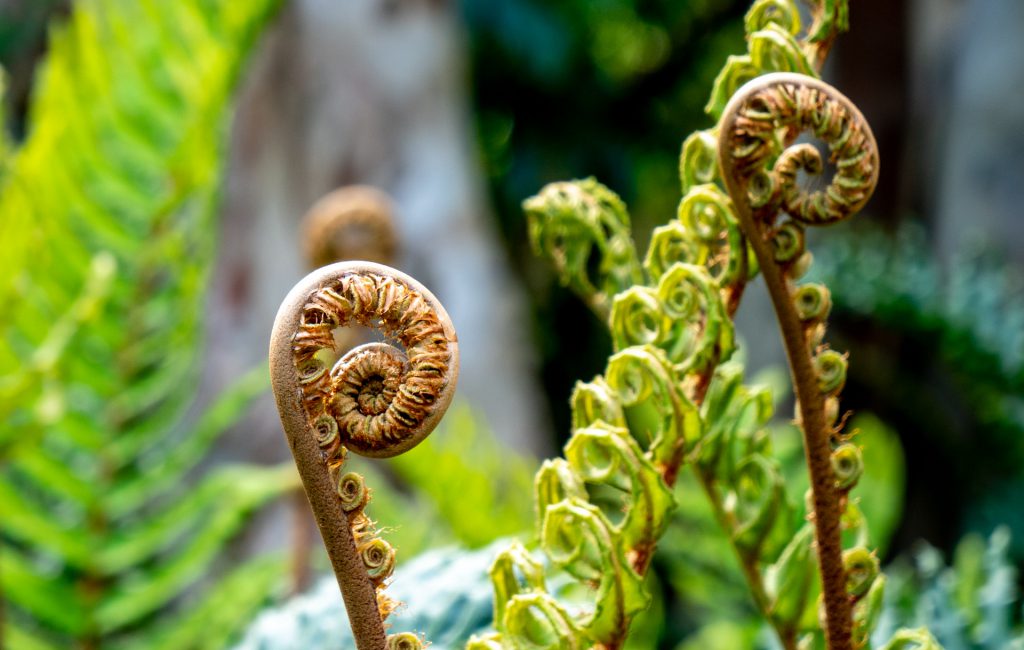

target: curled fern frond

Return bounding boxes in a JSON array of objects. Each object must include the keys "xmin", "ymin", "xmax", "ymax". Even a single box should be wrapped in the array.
[
  {"xmin": 524, "ymin": 178, "xmax": 643, "ymax": 319},
  {"xmin": 880, "ymin": 629, "xmax": 943, "ymax": 650},
  {"xmin": 745, "ymin": 0, "xmax": 802, "ymax": 35},
  {"xmin": 270, "ymin": 261, "xmax": 459, "ymax": 650},
  {"xmin": 718, "ymin": 72, "xmax": 880, "ymax": 650},
  {"xmin": 301, "ymin": 185, "xmax": 398, "ymax": 269},
  {"xmin": 604, "ymin": 345, "xmax": 699, "ymax": 467},
  {"xmin": 680, "ymin": 129, "xmax": 721, "ymax": 190}
]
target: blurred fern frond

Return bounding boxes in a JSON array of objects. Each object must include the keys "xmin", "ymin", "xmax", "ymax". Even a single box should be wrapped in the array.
[{"xmin": 0, "ymin": 1, "xmax": 291, "ymax": 649}]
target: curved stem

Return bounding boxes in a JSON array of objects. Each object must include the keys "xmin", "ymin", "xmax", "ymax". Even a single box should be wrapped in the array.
[
  {"xmin": 719, "ymin": 179, "xmax": 852, "ymax": 650},
  {"xmin": 289, "ymin": 489, "xmax": 314, "ymax": 595},
  {"xmin": 806, "ymin": 1, "xmax": 843, "ymax": 72},
  {"xmin": 270, "ymin": 333, "xmax": 387, "ymax": 650},
  {"xmin": 716, "ymin": 67, "xmax": 880, "ymax": 650},
  {"xmin": 270, "ymin": 273, "xmax": 387, "ymax": 650}
]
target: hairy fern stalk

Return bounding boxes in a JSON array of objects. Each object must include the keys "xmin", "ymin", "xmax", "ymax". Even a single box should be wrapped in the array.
[
  {"xmin": 0, "ymin": 2, "xmax": 293, "ymax": 648},
  {"xmin": 468, "ymin": 2, "xmax": 940, "ymax": 649}
]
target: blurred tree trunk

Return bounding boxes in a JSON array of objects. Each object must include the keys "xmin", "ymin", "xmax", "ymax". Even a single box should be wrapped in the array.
[
  {"xmin": 206, "ymin": 0, "xmax": 551, "ymax": 473},
  {"xmin": 920, "ymin": 0, "xmax": 1024, "ymax": 266}
]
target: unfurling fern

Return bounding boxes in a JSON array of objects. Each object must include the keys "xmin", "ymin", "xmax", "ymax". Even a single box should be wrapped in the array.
[
  {"xmin": 0, "ymin": 2, "xmax": 291, "ymax": 648},
  {"xmin": 270, "ymin": 262, "xmax": 460, "ymax": 650},
  {"xmin": 471, "ymin": 1, "xmax": 939, "ymax": 649}
]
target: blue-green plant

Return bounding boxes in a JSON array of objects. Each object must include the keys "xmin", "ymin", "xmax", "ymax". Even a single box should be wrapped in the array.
[
  {"xmin": 0, "ymin": 1, "xmax": 294, "ymax": 648},
  {"xmin": 874, "ymin": 528, "xmax": 1024, "ymax": 649},
  {"xmin": 233, "ymin": 542, "xmax": 502, "ymax": 650}
]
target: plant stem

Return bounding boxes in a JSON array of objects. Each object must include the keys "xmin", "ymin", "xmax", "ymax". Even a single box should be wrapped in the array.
[
  {"xmin": 272, "ymin": 373, "xmax": 387, "ymax": 650},
  {"xmin": 806, "ymin": 2, "xmax": 841, "ymax": 71},
  {"xmin": 752, "ymin": 234, "xmax": 851, "ymax": 649},
  {"xmin": 634, "ymin": 355, "xmax": 724, "ymax": 578},
  {"xmin": 270, "ymin": 288, "xmax": 387, "ymax": 650},
  {"xmin": 714, "ymin": 61, "xmax": 879, "ymax": 647},
  {"xmin": 718, "ymin": 176, "xmax": 852, "ymax": 648},
  {"xmin": 695, "ymin": 470, "xmax": 799, "ymax": 650},
  {"xmin": 290, "ymin": 489, "xmax": 314, "ymax": 595}
]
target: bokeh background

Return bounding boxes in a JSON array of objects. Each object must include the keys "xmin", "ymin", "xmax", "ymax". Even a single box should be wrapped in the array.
[{"xmin": 2, "ymin": 0, "xmax": 1023, "ymax": 648}]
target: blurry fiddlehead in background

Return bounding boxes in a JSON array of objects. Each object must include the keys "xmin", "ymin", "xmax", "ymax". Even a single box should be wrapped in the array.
[
  {"xmin": 270, "ymin": 262, "xmax": 458, "ymax": 650},
  {"xmin": 302, "ymin": 186, "xmax": 398, "ymax": 269}
]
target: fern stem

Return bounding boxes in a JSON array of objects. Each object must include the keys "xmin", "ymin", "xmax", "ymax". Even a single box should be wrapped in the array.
[
  {"xmin": 734, "ymin": 228, "xmax": 853, "ymax": 639},
  {"xmin": 805, "ymin": 1, "xmax": 844, "ymax": 71},
  {"xmin": 746, "ymin": 216, "xmax": 852, "ymax": 649},
  {"xmin": 270, "ymin": 355, "xmax": 387, "ymax": 650},
  {"xmin": 717, "ymin": 71, "xmax": 881, "ymax": 650},
  {"xmin": 695, "ymin": 470, "xmax": 799, "ymax": 650},
  {"xmin": 0, "ymin": 550, "xmax": 5, "ymax": 649},
  {"xmin": 289, "ymin": 489, "xmax": 314, "ymax": 595}
]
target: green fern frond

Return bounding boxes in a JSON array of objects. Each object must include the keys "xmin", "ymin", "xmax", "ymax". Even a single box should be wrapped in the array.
[{"xmin": 0, "ymin": 0, "xmax": 288, "ymax": 647}]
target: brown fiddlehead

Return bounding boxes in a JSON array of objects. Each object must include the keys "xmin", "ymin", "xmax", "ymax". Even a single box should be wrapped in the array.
[
  {"xmin": 302, "ymin": 186, "xmax": 399, "ymax": 268},
  {"xmin": 270, "ymin": 261, "xmax": 459, "ymax": 650},
  {"xmin": 718, "ymin": 73, "xmax": 879, "ymax": 650}
]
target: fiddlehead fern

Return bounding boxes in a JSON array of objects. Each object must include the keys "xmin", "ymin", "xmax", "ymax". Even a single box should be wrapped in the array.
[
  {"xmin": 525, "ymin": 178, "xmax": 644, "ymax": 319},
  {"xmin": 270, "ymin": 261, "xmax": 458, "ymax": 650},
  {"xmin": 475, "ymin": 2, "xmax": 930, "ymax": 649},
  {"xmin": 718, "ymin": 73, "xmax": 879, "ymax": 650},
  {"xmin": 301, "ymin": 185, "xmax": 398, "ymax": 268}
]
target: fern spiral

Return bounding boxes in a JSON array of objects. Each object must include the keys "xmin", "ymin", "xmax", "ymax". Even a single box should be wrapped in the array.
[
  {"xmin": 301, "ymin": 186, "xmax": 398, "ymax": 268},
  {"xmin": 271, "ymin": 261, "xmax": 458, "ymax": 650},
  {"xmin": 718, "ymin": 73, "xmax": 879, "ymax": 650}
]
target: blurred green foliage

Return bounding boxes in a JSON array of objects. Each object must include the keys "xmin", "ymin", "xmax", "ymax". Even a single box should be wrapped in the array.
[
  {"xmin": 0, "ymin": 1, "xmax": 291, "ymax": 648},
  {"xmin": 875, "ymin": 528, "xmax": 1024, "ymax": 649},
  {"xmin": 812, "ymin": 225, "xmax": 1024, "ymax": 560},
  {"xmin": 340, "ymin": 404, "xmax": 537, "ymax": 560},
  {"xmin": 388, "ymin": 405, "xmax": 537, "ymax": 548},
  {"xmin": 461, "ymin": 0, "xmax": 750, "ymax": 438}
]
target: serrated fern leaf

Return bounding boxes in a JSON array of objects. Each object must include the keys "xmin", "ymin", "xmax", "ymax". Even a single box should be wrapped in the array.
[
  {"xmin": 143, "ymin": 555, "xmax": 289, "ymax": 650},
  {"xmin": 0, "ymin": 0, "xmax": 289, "ymax": 647}
]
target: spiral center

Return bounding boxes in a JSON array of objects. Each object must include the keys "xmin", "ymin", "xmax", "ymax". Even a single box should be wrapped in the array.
[{"xmin": 357, "ymin": 374, "xmax": 391, "ymax": 415}]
